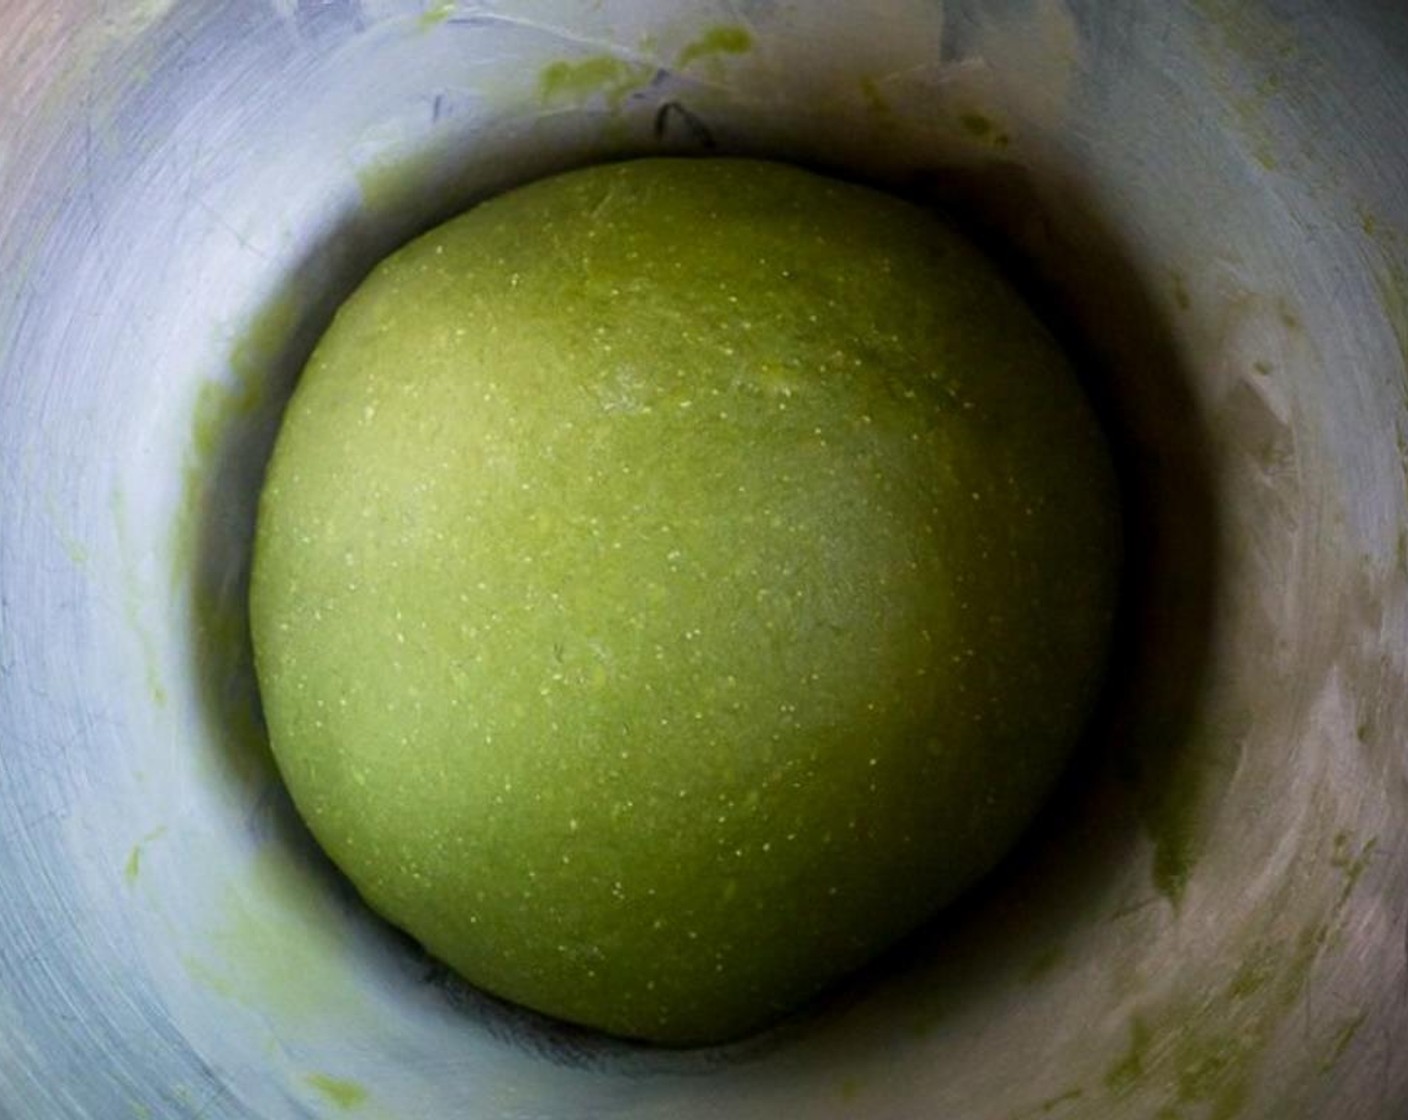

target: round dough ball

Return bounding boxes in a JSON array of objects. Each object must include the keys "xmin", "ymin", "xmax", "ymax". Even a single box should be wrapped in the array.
[{"xmin": 250, "ymin": 157, "xmax": 1120, "ymax": 1046}]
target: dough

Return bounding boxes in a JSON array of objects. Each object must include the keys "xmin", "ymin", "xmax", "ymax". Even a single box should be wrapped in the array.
[{"xmin": 250, "ymin": 157, "xmax": 1120, "ymax": 1046}]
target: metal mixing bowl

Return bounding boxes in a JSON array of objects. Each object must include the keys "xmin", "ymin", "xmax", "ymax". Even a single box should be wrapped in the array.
[{"xmin": 2, "ymin": 1, "xmax": 1405, "ymax": 1116}]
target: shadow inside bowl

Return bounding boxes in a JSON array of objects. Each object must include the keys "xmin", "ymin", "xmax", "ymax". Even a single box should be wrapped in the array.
[{"xmin": 763, "ymin": 155, "xmax": 1227, "ymax": 1056}]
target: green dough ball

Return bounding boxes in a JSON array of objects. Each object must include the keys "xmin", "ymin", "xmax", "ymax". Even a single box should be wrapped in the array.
[{"xmin": 250, "ymin": 157, "xmax": 1120, "ymax": 1047}]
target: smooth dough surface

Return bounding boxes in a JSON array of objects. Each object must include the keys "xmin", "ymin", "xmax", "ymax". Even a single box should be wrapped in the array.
[{"xmin": 251, "ymin": 157, "xmax": 1120, "ymax": 1046}]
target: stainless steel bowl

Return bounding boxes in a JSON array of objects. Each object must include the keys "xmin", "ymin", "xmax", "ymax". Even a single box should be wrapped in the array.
[{"xmin": 2, "ymin": 1, "xmax": 1406, "ymax": 1116}]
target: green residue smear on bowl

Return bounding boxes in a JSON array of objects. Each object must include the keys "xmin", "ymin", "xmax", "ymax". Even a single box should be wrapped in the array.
[
  {"xmin": 1104, "ymin": 1017, "xmax": 1152, "ymax": 1097},
  {"xmin": 1145, "ymin": 763, "xmax": 1203, "ymax": 904},
  {"xmin": 1319, "ymin": 1013, "xmax": 1367, "ymax": 1074},
  {"xmin": 123, "ymin": 827, "xmax": 167, "ymax": 886},
  {"xmin": 172, "ymin": 296, "xmax": 293, "ymax": 584},
  {"xmin": 1125, "ymin": 702, "xmax": 1247, "ymax": 907},
  {"xmin": 1092, "ymin": 824, "xmax": 1378, "ymax": 1116},
  {"xmin": 959, "ymin": 111, "xmax": 1011, "ymax": 149},
  {"xmin": 536, "ymin": 26, "xmax": 752, "ymax": 112},
  {"xmin": 186, "ymin": 844, "xmax": 363, "ymax": 1025},
  {"xmin": 176, "ymin": 295, "xmax": 301, "ymax": 791},
  {"xmin": 1353, "ymin": 205, "xmax": 1408, "ymax": 372},
  {"xmin": 677, "ymin": 25, "xmax": 753, "ymax": 69},
  {"xmin": 306, "ymin": 1073, "xmax": 368, "ymax": 1111},
  {"xmin": 1374, "ymin": 263, "xmax": 1408, "ymax": 375},
  {"xmin": 538, "ymin": 56, "xmax": 656, "ymax": 110},
  {"xmin": 1021, "ymin": 944, "xmax": 1064, "ymax": 985},
  {"xmin": 418, "ymin": 1, "xmax": 455, "ymax": 30},
  {"xmin": 1038, "ymin": 1088, "xmax": 1084, "ymax": 1115},
  {"xmin": 112, "ymin": 488, "xmax": 168, "ymax": 708},
  {"xmin": 857, "ymin": 76, "xmax": 892, "ymax": 117},
  {"xmin": 355, "ymin": 148, "xmax": 449, "ymax": 223},
  {"xmin": 191, "ymin": 564, "xmax": 271, "ymax": 787}
]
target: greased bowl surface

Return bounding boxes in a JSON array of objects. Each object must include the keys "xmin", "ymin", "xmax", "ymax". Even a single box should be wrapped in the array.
[{"xmin": 1, "ymin": 2, "xmax": 1406, "ymax": 1118}]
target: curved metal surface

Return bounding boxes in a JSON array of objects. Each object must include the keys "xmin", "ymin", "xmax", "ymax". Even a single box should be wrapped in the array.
[{"xmin": 1, "ymin": 1, "xmax": 1406, "ymax": 1117}]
